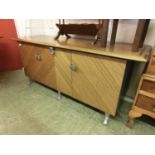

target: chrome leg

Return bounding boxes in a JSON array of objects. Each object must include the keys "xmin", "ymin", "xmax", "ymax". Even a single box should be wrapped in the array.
[
  {"xmin": 103, "ymin": 112, "xmax": 110, "ymax": 125},
  {"xmin": 57, "ymin": 91, "xmax": 61, "ymax": 100}
]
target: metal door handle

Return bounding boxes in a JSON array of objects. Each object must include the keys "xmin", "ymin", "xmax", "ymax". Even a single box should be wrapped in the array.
[
  {"xmin": 152, "ymin": 105, "xmax": 155, "ymax": 112},
  {"xmin": 35, "ymin": 54, "xmax": 42, "ymax": 61},
  {"xmin": 49, "ymin": 47, "xmax": 55, "ymax": 55},
  {"xmin": 70, "ymin": 63, "xmax": 77, "ymax": 71}
]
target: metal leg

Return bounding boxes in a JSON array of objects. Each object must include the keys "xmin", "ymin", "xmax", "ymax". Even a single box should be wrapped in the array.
[
  {"xmin": 57, "ymin": 91, "xmax": 62, "ymax": 100},
  {"xmin": 103, "ymin": 112, "xmax": 110, "ymax": 125}
]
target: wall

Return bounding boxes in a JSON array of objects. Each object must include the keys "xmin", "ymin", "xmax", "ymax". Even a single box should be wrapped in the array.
[{"xmin": 14, "ymin": 19, "xmax": 155, "ymax": 46}]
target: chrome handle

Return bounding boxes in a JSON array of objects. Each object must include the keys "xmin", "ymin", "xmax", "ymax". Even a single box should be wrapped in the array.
[
  {"xmin": 70, "ymin": 63, "xmax": 77, "ymax": 71},
  {"xmin": 152, "ymin": 105, "xmax": 155, "ymax": 112},
  {"xmin": 35, "ymin": 54, "xmax": 42, "ymax": 61},
  {"xmin": 49, "ymin": 47, "xmax": 55, "ymax": 55}
]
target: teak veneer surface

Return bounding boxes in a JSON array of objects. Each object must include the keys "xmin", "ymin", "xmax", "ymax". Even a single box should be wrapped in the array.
[
  {"xmin": 16, "ymin": 36, "xmax": 152, "ymax": 117},
  {"xmin": 71, "ymin": 52, "xmax": 126, "ymax": 115},
  {"xmin": 20, "ymin": 44, "xmax": 57, "ymax": 89},
  {"xmin": 15, "ymin": 35, "xmax": 151, "ymax": 62}
]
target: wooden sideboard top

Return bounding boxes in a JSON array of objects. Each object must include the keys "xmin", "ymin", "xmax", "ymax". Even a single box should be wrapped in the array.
[{"xmin": 14, "ymin": 35, "xmax": 152, "ymax": 62}]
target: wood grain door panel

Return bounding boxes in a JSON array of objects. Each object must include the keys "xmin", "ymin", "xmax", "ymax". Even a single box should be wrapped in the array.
[
  {"xmin": 55, "ymin": 49, "xmax": 72, "ymax": 96},
  {"xmin": 72, "ymin": 52, "xmax": 126, "ymax": 116},
  {"xmin": 32, "ymin": 46, "xmax": 57, "ymax": 89},
  {"xmin": 19, "ymin": 43, "xmax": 40, "ymax": 77},
  {"xmin": 20, "ymin": 43, "xmax": 126, "ymax": 115},
  {"xmin": 20, "ymin": 43, "xmax": 56, "ymax": 89}
]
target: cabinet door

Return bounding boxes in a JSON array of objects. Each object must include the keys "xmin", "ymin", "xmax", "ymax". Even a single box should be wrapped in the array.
[
  {"xmin": 72, "ymin": 52, "xmax": 126, "ymax": 116},
  {"xmin": 19, "ymin": 43, "xmax": 39, "ymax": 77},
  {"xmin": 55, "ymin": 49, "xmax": 72, "ymax": 96},
  {"xmin": 20, "ymin": 43, "xmax": 56, "ymax": 89}
]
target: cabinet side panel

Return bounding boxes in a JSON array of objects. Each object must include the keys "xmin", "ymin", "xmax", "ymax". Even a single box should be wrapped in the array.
[{"xmin": 72, "ymin": 52, "xmax": 126, "ymax": 116}]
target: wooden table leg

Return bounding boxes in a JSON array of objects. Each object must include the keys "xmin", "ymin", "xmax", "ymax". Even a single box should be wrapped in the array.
[
  {"xmin": 100, "ymin": 19, "xmax": 109, "ymax": 48},
  {"xmin": 139, "ymin": 19, "xmax": 150, "ymax": 48},
  {"xmin": 110, "ymin": 19, "xmax": 119, "ymax": 47},
  {"xmin": 127, "ymin": 109, "xmax": 142, "ymax": 128},
  {"xmin": 132, "ymin": 19, "xmax": 148, "ymax": 52}
]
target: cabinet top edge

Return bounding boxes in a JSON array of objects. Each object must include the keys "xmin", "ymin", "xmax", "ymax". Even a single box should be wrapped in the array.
[{"xmin": 13, "ymin": 35, "xmax": 152, "ymax": 62}]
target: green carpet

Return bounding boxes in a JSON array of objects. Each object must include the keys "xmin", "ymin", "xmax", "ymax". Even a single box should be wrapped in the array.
[{"xmin": 0, "ymin": 70, "xmax": 154, "ymax": 134}]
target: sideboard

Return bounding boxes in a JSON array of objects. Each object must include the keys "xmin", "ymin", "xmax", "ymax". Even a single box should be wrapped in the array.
[{"xmin": 14, "ymin": 36, "xmax": 152, "ymax": 125}]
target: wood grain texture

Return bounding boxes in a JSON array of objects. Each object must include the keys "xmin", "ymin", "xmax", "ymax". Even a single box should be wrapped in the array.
[
  {"xmin": 133, "ymin": 106, "xmax": 155, "ymax": 119},
  {"xmin": 55, "ymin": 49, "xmax": 72, "ymax": 96},
  {"xmin": 146, "ymin": 52, "xmax": 155, "ymax": 75},
  {"xmin": 14, "ymin": 36, "xmax": 152, "ymax": 62},
  {"xmin": 100, "ymin": 19, "xmax": 109, "ymax": 48},
  {"xmin": 72, "ymin": 52, "xmax": 126, "ymax": 116},
  {"xmin": 20, "ymin": 43, "xmax": 57, "ymax": 89},
  {"xmin": 127, "ymin": 74, "xmax": 155, "ymax": 128},
  {"xmin": 20, "ymin": 42, "xmax": 127, "ymax": 115},
  {"xmin": 139, "ymin": 90, "xmax": 155, "ymax": 99},
  {"xmin": 18, "ymin": 38, "xmax": 152, "ymax": 119},
  {"xmin": 127, "ymin": 109, "xmax": 142, "ymax": 128},
  {"xmin": 139, "ymin": 19, "xmax": 150, "ymax": 48},
  {"xmin": 110, "ymin": 19, "xmax": 119, "ymax": 46},
  {"xmin": 132, "ymin": 20, "xmax": 147, "ymax": 52},
  {"xmin": 19, "ymin": 43, "xmax": 38, "ymax": 77},
  {"xmin": 141, "ymin": 79, "xmax": 155, "ymax": 94}
]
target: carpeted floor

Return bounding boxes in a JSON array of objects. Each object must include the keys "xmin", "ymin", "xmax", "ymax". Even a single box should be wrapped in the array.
[{"xmin": 0, "ymin": 70, "xmax": 154, "ymax": 134}]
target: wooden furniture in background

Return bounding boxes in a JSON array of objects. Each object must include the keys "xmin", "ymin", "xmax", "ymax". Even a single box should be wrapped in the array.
[
  {"xmin": 132, "ymin": 19, "xmax": 150, "ymax": 52},
  {"xmin": 55, "ymin": 19, "xmax": 100, "ymax": 40},
  {"xmin": 110, "ymin": 19, "xmax": 150, "ymax": 51},
  {"xmin": 55, "ymin": 19, "xmax": 110, "ymax": 47},
  {"xmin": 55, "ymin": 19, "xmax": 150, "ymax": 51},
  {"xmin": 127, "ymin": 74, "xmax": 155, "ymax": 128},
  {"xmin": 110, "ymin": 19, "xmax": 119, "ymax": 47},
  {"xmin": 146, "ymin": 48, "xmax": 155, "ymax": 75},
  {"xmin": 100, "ymin": 19, "xmax": 109, "ymax": 48},
  {"xmin": 127, "ymin": 49, "xmax": 155, "ymax": 128},
  {"xmin": 14, "ymin": 36, "xmax": 152, "ymax": 125}
]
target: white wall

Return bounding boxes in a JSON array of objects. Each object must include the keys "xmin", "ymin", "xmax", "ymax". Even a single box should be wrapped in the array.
[
  {"xmin": 15, "ymin": 19, "xmax": 155, "ymax": 47},
  {"xmin": 15, "ymin": 19, "xmax": 57, "ymax": 37}
]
